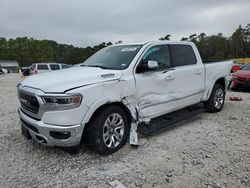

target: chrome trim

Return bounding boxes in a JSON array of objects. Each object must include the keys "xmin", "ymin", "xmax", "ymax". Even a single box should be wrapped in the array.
[
  {"xmin": 19, "ymin": 109, "xmax": 84, "ymax": 147},
  {"xmin": 18, "ymin": 87, "xmax": 43, "ymax": 120},
  {"xmin": 103, "ymin": 113, "xmax": 125, "ymax": 148}
]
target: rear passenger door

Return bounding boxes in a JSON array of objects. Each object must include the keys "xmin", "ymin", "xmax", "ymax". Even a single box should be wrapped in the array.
[{"xmin": 166, "ymin": 44, "xmax": 204, "ymax": 109}]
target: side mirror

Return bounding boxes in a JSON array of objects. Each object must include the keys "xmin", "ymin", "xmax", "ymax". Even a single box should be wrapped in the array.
[
  {"xmin": 148, "ymin": 60, "xmax": 159, "ymax": 69},
  {"xmin": 137, "ymin": 60, "xmax": 159, "ymax": 73}
]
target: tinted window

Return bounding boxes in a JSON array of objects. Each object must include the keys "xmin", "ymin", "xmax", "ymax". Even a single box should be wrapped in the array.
[
  {"xmin": 141, "ymin": 45, "xmax": 171, "ymax": 70},
  {"xmin": 169, "ymin": 45, "xmax": 196, "ymax": 67},
  {"xmin": 61, "ymin": 64, "xmax": 69, "ymax": 69},
  {"xmin": 50, "ymin": 64, "xmax": 60, "ymax": 70},
  {"xmin": 37, "ymin": 64, "xmax": 49, "ymax": 70}
]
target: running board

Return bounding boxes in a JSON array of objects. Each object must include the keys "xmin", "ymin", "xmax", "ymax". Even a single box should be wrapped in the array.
[{"xmin": 138, "ymin": 104, "xmax": 206, "ymax": 136}]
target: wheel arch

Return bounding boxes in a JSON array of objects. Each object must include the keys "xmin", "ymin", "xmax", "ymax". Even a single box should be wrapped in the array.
[
  {"xmin": 205, "ymin": 76, "xmax": 227, "ymax": 101},
  {"xmin": 82, "ymin": 100, "xmax": 134, "ymax": 126},
  {"xmin": 81, "ymin": 101, "xmax": 133, "ymax": 144},
  {"xmin": 214, "ymin": 77, "xmax": 226, "ymax": 89}
]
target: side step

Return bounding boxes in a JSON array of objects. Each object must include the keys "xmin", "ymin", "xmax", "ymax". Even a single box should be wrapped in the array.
[{"xmin": 138, "ymin": 104, "xmax": 206, "ymax": 136}]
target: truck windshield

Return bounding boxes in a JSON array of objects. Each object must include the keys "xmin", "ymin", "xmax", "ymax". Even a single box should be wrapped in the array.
[{"xmin": 82, "ymin": 45, "xmax": 142, "ymax": 70}]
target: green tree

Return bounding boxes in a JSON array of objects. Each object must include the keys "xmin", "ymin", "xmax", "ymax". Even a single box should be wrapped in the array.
[
  {"xmin": 159, "ymin": 34, "xmax": 171, "ymax": 41},
  {"xmin": 1, "ymin": 24, "xmax": 250, "ymax": 67},
  {"xmin": 230, "ymin": 25, "xmax": 247, "ymax": 57}
]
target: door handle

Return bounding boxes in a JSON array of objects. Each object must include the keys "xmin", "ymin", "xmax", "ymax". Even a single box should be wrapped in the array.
[
  {"xmin": 195, "ymin": 70, "xmax": 202, "ymax": 75},
  {"xmin": 165, "ymin": 75, "xmax": 175, "ymax": 81}
]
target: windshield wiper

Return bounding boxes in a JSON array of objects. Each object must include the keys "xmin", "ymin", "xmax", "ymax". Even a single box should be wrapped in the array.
[{"xmin": 80, "ymin": 64, "xmax": 110, "ymax": 69}]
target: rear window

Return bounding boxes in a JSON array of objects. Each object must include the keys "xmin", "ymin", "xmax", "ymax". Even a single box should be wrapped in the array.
[
  {"xmin": 37, "ymin": 64, "xmax": 49, "ymax": 70},
  {"xmin": 169, "ymin": 45, "xmax": 197, "ymax": 67},
  {"xmin": 61, "ymin": 64, "xmax": 69, "ymax": 69},
  {"xmin": 50, "ymin": 64, "xmax": 60, "ymax": 70}
]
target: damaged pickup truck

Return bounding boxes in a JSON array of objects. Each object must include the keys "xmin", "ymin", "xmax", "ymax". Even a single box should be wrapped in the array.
[{"xmin": 17, "ymin": 41, "xmax": 233, "ymax": 155}]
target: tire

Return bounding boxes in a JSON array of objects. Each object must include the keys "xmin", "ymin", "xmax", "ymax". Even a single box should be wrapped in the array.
[
  {"xmin": 87, "ymin": 105, "xmax": 130, "ymax": 155},
  {"xmin": 204, "ymin": 84, "xmax": 225, "ymax": 113}
]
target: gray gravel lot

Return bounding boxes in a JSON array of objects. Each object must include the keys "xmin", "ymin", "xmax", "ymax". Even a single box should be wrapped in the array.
[{"xmin": 0, "ymin": 74, "xmax": 249, "ymax": 188}]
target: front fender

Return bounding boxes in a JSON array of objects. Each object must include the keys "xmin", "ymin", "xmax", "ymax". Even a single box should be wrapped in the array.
[{"xmin": 81, "ymin": 96, "xmax": 137, "ymax": 124}]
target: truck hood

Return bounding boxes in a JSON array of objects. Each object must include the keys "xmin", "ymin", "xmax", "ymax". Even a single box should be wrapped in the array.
[
  {"xmin": 21, "ymin": 67, "xmax": 122, "ymax": 93},
  {"xmin": 234, "ymin": 70, "xmax": 250, "ymax": 78}
]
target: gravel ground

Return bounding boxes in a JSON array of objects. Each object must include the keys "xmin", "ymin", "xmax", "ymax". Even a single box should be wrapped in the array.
[{"xmin": 0, "ymin": 74, "xmax": 249, "ymax": 188}]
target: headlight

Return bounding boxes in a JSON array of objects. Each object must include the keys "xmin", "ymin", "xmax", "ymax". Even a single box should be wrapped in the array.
[{"xmin": 41, "ymin": 94, "xmax": 82, "ymax": 110}]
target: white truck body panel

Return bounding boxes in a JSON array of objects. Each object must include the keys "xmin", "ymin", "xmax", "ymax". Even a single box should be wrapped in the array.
[
  {"xmin": 23, "ymin": 67, "xmax": 122, "ymax": 93},
  {"xmin": 202, "ymin": 61, "xmax": 233, "ymax": 101}
]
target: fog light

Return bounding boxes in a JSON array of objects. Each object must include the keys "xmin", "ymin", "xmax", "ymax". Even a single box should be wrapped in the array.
[{"xmin": 50, "ymin": 131, "xmax": 71, "ymax": 139}]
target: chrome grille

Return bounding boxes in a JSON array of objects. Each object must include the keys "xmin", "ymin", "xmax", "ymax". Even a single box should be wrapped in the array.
[{"xmin": 18, "ymin": 90, "xmax": 39, "ymax": 114}]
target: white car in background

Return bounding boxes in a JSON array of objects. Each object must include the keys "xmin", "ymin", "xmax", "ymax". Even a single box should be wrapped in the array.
[
  {"xmin": 0, "ymin": 68, "xmax": 8, "ymax": 74},
  {"xmin": 2, "ymin": 68, "xmax": 8, "ymax": 73},
  {"xmin": 30, "ymin": 63, "xmax": 70, "ymax": 75}
]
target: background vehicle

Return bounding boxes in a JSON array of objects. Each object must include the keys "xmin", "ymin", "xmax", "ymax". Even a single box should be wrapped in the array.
[
  {"xmin": 231, "ymin": 64, "xmax": 241, "ymax": 73},
  {"xmin": 18, "ymin": 41, "xmax": 233, "ymax": 155},
  {"xmin": 0, "ymin": 68, "xmax": 3, "ymax": 75},
  {"xmin": 20, "ymin": 67, "xmax": 31, "ymax": 76},
  {"xmin": 30, "ymin": 63, "xmax": 70, "ymax": 75},
  {"xmin": 2, "ymin": 68, "xmax": 8, "ymax": 73},
  {"xmin": 230, "ymin": 64, "xmax": 250, "ymax": 89},
  {"xmin": 0, "ymin": 67, "xmax": 8, "ymax": 74}
]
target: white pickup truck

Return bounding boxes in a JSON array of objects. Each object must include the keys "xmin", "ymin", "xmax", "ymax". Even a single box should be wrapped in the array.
[{"xmin": 17, "ymin": 41, "xmax": 233, "ymax": 155}]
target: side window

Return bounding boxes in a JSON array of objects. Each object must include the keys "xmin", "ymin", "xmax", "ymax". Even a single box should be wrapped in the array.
[
  {"xmin": 169, "ymin": 45, "xmax": 197, "ymax": 67},
  {"xmin": 61, "ymin": 64, "xmax": 69, "ymax": 69},
  {"xmin": 50, "ymin": 64, "xmax": 60, "ymax": 70},
  {"xmin": 37, "ymin": 64, "xmax": 49, "ymax": 70},
  {"xmin": 141, "ymin": 45, "xmax": 171, "ymax": 70}
]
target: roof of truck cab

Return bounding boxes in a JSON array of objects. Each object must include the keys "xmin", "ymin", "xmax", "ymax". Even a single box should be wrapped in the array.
[
  {"xmin": 113, "ymin": 41, "xmax": 194, "ymax": 46},
  {"xmin": 33, "ymin": 62, "xmax": 59, "ymax": 65}
]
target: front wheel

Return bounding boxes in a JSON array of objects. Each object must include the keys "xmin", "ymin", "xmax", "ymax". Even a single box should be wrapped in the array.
[
  {"xmin": 87, "ymin": 105, "xmax": 130, "ymax": 155},
  {"xmin": 204, "ymin": 84, "xmax": 225, "ymax": 113}
]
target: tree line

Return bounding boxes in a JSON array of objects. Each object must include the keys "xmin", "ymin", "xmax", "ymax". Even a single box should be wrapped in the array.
[
  {"xmin": 160, "ymin": 24, "xmax": 250, "ymax": 61},
  {"xmin": 0, "ymin": 24, "xmax": 249, "ymax": 67}
]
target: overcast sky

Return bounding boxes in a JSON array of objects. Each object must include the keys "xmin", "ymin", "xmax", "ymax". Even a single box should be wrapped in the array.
[{"xmin": 0, "ymin": 0, "xmax": 249, "ymax": 47}]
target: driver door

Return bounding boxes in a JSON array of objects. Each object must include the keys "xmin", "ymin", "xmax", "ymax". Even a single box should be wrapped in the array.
[{"xmin": 134, "ymin": 44, "xmax": 177, "ymax": 119}]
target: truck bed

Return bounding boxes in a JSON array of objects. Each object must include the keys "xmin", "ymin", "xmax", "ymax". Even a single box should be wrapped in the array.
[
  {"xmin": 202, "ymin": 60, "xmax": 233, "ymax": 101},
  {"xmin": 203, "ymin": 60, "xmax": 232, "ymax": 64}
]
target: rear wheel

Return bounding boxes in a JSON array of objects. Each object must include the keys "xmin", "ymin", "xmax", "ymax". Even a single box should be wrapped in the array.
[
  {"xmin": 87, "ymin": 105, "xmax": 130, "ymax": 155},
  {"xmin": 204, "ymin": 84, "xmax": 225, "ymax": 113}
]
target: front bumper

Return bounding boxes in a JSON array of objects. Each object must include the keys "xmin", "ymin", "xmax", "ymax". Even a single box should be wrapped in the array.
[{"xmin": 18, "ymin": 109, "xmax": 85, "ymax": 147}]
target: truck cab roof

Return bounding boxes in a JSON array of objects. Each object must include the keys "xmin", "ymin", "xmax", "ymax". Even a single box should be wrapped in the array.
[{"xmin": 114, "ymin": 41, "xmax": 195, "ymax": 46}]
